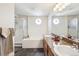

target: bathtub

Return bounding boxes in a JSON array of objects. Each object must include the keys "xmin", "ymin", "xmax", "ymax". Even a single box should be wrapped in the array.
[{"xmin": 22, "ymin": 38, "xmax": 43, "ymax": 48}]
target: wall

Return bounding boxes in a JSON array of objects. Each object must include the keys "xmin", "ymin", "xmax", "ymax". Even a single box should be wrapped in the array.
[
  {"xmin": 28, "ymin": 16, "xmax": 48, "ymax": 40},
  {"xmin": 48, "ymin": 16, "xmax": 52, "ymax": 34},
  {"xmin": 22, "ymin": 16, "xmax": 48, "ymax": 48},
  {"xmin": 0, "ymin": 3, "xmax": 14, "ymax": 55},
  {"xmin": 50, "ymin": 16, "xmax": 68, "ymax": 36},
  {"xmin": 0, "ymin": 3, "xmax": 15, "ymax": 28},
  {"xmin": 77, "ymin": 16, "xmax": 79, "ymax": 39}
]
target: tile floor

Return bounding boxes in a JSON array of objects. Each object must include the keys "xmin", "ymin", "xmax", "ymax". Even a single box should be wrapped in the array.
[{"xmin": 15, "ymin": 47, "xmax": 44, "ymax": 56}]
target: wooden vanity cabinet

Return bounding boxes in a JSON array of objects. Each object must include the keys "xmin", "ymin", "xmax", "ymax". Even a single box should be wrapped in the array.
[
  {"xmin": 43, "ymin": 39, "xmax": 48, "ymax": 56},
  {"xmin": 43, "ymin": 39, "xmax": 54, "ymax": 56},
  {"xmin": 47, "ymin": 45, "xmax": 54, "ymax": 56}
]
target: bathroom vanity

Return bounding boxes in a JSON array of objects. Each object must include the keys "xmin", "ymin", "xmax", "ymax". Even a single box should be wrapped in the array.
[
  {"xmin": 43, "ymin": 35, "xmax": 79, "ymax": 56},
  {"xmin": 43, "ymin": 37, "xmax": 57, "ymax": 56}
]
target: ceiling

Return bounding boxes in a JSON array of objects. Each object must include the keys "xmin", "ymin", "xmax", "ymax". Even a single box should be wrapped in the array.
[{"xmin": 15, "ymin": 3, "xmax": 79, "ymax": 16}]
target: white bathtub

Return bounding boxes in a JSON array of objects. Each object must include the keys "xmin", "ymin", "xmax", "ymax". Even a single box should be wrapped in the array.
[{"xmin": 22, "ymin": 38, "xmax": 43, "ymax": 48}]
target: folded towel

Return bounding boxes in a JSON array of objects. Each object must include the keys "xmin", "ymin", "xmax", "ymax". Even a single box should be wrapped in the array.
[{"xmin": 2, "ymin": 28, "xmax": 10, "ymax": 38}]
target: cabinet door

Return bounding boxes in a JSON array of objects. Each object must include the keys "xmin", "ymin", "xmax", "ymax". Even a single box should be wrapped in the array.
[
  {"xmin": 43, "ymin": 39, "xmax": 47, "ymax": 56},
  {"xmin": 47, "ymin": 45, "xmax": 54, "ymax": 56}
]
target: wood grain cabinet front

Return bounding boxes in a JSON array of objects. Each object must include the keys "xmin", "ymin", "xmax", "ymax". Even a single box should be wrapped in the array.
[
  {"xmin": 43, "ymin": 39, "xmax": 54, "ymax": 56},
  {"xmin": 43, "ymin": 39, "xmax": 48, "ymax": 56},
  {"xmin": 47, "ymin": 45, "xmax": 54, "ymax": 56}
]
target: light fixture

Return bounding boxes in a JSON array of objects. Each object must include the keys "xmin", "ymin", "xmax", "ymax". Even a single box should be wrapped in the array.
[
  {"xmin": 53, "ymin": 18, "xmax": 60, "ymax": 24},
  {"xmin": 53, "ymin": 3, "xmax": 71, "ymax": 12},
  {"xmin": 35, "ymin": 18, "xmax": 42, "ymax": 25}
]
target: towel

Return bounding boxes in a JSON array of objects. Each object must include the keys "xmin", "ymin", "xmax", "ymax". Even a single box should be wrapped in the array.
[{"xmin": 2, "ymin": 28, "xmax": 10, "ymax": 38}]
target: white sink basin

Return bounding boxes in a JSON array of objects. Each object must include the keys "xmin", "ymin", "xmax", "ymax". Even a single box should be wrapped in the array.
[{"xmin": 54, "ymin": 45, "xmax": 79, "ymax": 56}]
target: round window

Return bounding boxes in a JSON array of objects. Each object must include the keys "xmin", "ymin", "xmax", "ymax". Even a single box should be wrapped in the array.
[
  {"xmin": 53, "ymin": 18, "xmax": 60, "ymax": 24},
  {"xmin": 35, "ymin": 18, "xmax": 42, "ymax": 25}
]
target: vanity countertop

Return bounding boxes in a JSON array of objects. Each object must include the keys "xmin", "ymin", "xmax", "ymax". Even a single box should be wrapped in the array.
[{"xmin": 44, "ymin": 37, "xmax": 79, "ymax": 56}]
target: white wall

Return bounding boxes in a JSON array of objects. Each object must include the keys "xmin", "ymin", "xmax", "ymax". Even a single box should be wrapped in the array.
[
  {"xmin": 77, "ymin": 16, "xmax": 79, "ymax": 39},
  {"xmin": 48, "ymin": 16, "xmax": 52, "ymax": 34},
  {"xmin": 49, "ymin": 16, "xmax": 68, "ymax": 36},
  {"xmin": 22, "ymin": 16, "xmax": 48, "ymax": 48},
  {"xmin": 0, "ymin": 3, "xmax": 15, "ymax": 28},
  {"xmin": 28, "ymin": 16, "xmax": 48, "ymax": 40}
]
